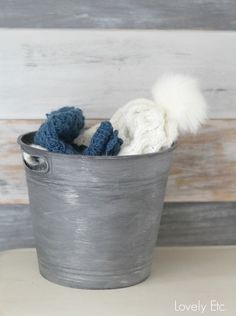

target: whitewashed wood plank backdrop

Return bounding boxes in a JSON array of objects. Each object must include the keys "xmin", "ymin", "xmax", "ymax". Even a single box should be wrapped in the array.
[
  {"xmin": 0, "ymin": 0, "xmax": 235, "ymax": 248},
  {"xmin": 0, "ymin": 0, "xmax": 235, "ymax": 30},
  {"xmin": 0, "ymin": 29, "xmax": 235, "ymax": 119}
]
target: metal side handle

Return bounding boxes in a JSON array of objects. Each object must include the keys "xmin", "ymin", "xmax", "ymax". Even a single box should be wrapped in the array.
[{"xmin": 22, "ymin": 151, "xmax": 49, "ymax": 173}]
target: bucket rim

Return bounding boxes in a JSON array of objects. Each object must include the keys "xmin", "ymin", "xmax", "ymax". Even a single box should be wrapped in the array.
[{"xmin": 17, "ymin": 131, "xmax": 176, "ymax": 160}]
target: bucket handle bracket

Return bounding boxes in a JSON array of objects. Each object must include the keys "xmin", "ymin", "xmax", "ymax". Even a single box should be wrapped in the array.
[{"xmin": 22, "ymin": 151, "xmax": 49, "ymax": 173}]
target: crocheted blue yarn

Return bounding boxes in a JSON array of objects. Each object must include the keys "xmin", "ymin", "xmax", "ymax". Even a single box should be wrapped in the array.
[
  {"xmin": 34, "ymin": 107, "xmax": 122, "ymax": 156},
  {"xmin": 34, "ymin": 106, "xmax": 84, "ymax": 154},
  {"xmin": 105, "ymin": 130, "xmax": 123, "ymax": 155},
  {"xmin": 83, "ymin": 121, "xmax": 123, "ymax": 156}
]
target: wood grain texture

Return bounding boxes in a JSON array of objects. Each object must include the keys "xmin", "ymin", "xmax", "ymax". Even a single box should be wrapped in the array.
[
  {"xmin": 167, "ymin": 119, "xmax": 236, "ymax": 202},
  {"xmin": 0, "ymin": 119, "xmax": 235, "ymax": 204},
  {"xmin": 0, "ymin": 0, "xmax": 236, "ymax": 30},
  {"xmin": 159, "ymin": 202, "xmax": 236, "ymax": 246},
  {"xmin": 0, "ymin": 202, "xmax": 235, "ymax": 250},
  {"xmin": 0, "ymin": 29, "xmax": 235, "ymax": 119},
  {"xmin": 0, "ymin": 204, "xmax": 34, "ymax": 251}
]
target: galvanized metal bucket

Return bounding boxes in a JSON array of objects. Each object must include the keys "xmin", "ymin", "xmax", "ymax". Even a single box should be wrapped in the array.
[{"xmin": 18, "ymin": 132, "xmax": 175, "ymax": 289}]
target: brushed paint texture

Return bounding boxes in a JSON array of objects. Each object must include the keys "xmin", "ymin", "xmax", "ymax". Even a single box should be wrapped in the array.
[
  {"xmin": 0, "ymin": 30, "xmax": 235, "ymax": 119},
  {"xmin": 0, "ymin": 204, "xmax": 34, "ymax": 251},
  {"xmin": 1, "ymin": 202, "xmax": 236, "ymax": 252},
  {"xmin": 18, "ymin": 132, "xmax": 174, "ymax": 289},
  {"xmin": 0, "ymin": 0, "xmax": 235, "ymax": 30}
]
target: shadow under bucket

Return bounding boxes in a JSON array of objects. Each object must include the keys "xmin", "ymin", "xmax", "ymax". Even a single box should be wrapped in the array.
[{"xmin": 18, "ymin": 132, "xmax": 175, "ymax": 289}]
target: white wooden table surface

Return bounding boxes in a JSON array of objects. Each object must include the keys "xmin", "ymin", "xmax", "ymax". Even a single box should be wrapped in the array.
[{"xmin": 0, "ymin": 246, "xmax": 235, "ymax": 316}]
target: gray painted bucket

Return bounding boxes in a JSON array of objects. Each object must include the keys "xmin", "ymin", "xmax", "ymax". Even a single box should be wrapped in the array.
[{"xmin": 18, "ymin": 132, "xmax": 175, "ymax": 289}]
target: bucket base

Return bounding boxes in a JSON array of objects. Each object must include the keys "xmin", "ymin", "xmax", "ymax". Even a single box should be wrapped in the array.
[{"xmin": 38, "ymin": 261, "xmax": 151, "ymax": 289}]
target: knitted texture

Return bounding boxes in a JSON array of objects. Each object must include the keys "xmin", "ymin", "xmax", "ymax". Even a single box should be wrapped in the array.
[
  {"xmin": 82, "ymin": 121, "xmax": 123, "ymax": 156},
  {"xmin": 74, "ymin": 100, "xmax": 167, "ymax": 156},
  {"xmin": 33, "ymin": 108, "xmax": 123, "ymax": 156},
  {"xmin": 111, "ymin": 99, "xmax": 167, "ymax": 155},
  {"xmin": 75, "ymin": 74, "xmax": 207, "ymax": 156},
  {"xmin": 34, "ymin": 106, "xmax": 85, "ymax": 154}
]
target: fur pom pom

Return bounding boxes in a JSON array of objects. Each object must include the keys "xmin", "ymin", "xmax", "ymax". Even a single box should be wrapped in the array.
[{"xmin": 152, "ymin": 74, "xmax": 207, "ymax": 143}]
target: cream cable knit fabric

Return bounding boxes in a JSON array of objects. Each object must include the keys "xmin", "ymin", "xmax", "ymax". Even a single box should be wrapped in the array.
[
  {"xmin": 111, "ymin": 99, "xmax": 167, "ymax": 155},
  {"xmin": 74, "ymin": 74, "xmax": 207, "ymax": 156},
  {"xmin": 74, "ymin": 99, "xmax": 167, "ymax": 155}
]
